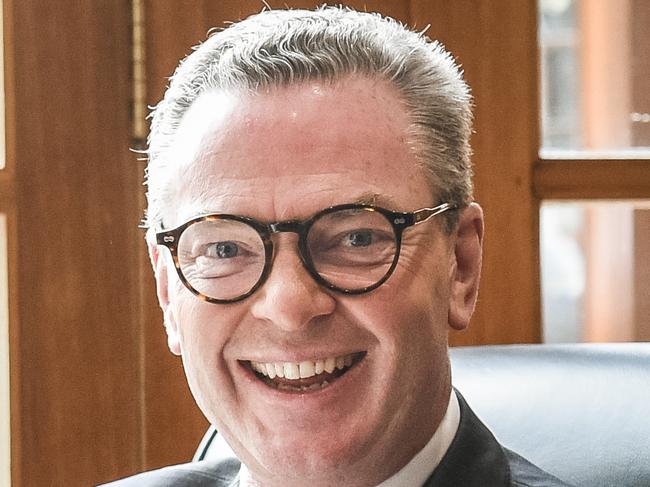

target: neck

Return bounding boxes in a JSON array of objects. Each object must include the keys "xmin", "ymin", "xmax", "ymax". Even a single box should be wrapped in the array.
[{"xmin": 239, "ymin": 387, "xmax": 458, "ymax": 487}]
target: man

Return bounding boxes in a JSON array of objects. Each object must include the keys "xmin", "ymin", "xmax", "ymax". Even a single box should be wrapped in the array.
[{"xmin": 107, "ymin": 6, "xmax": 571, "ymax": 487}]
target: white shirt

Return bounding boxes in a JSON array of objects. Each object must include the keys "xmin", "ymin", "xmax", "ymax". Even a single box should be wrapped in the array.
[{"xmin": 238, "ymin": 390, "xmax": 460, "ymax": 487}]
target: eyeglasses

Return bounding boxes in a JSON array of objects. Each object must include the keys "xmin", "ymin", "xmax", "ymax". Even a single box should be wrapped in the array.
[{"xmin": 156, "ymin": 202, "xmax": 456, "ymax": 304}]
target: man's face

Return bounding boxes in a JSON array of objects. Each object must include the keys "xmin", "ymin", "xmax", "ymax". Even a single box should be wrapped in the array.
[{"xmin": 152, "ymin": 77, "xmax": 480, "ymax": 486}]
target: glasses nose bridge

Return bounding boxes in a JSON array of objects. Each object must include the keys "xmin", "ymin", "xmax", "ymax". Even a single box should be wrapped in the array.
[
  {"xmin": 267, "ymin": 219, "xmax": 311, "ymax": 260},
  {"xmin": 268, "ymin": 219, "xmax": 305, "ymax": 235},
  {"xmin": 265, "ymin": 219, "xmax": 316, "ymax": 283}
]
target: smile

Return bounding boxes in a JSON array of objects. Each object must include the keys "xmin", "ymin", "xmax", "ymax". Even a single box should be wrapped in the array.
[{"xmin": 246, "ymin": 352, "xmax": 366, "ymax": 393}]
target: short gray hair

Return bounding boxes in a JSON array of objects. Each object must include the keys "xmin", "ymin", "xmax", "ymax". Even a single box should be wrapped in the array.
[{"xmin": 145, "ymin": 6, "xmax": 473, "ymax": 232}]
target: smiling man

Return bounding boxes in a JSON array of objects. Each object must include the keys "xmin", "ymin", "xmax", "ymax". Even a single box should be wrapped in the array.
[{"xmin": 106, "ymin": 6, "xmax": 570, "ymax": 487}]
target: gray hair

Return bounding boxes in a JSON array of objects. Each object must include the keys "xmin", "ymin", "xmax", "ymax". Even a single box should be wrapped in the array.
[{"xmin": 145, "ymin": 6, "xmax": 473, "ymax": 232}]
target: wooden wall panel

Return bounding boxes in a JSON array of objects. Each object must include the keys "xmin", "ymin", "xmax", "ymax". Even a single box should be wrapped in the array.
[
  {"xmin": 411, "ymin": 0, "xmax": 541, "ymax": 345},
  {"xmin": 535, "ymin": 160, "xmax": 650, "ymax": 199},
  {"xmin": 2, "ymin": 1, "xmax": 19, "ymax": 482},
  {"xmin": 8, "ymin": 1, "xmax": 143, "ymax": 485}
]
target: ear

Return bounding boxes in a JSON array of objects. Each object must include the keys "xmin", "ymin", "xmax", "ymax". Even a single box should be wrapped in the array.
[
  {"xmin": 148, "ymin": 241, "xmax": 182, "ymax": 356},
  {"xmin": 448, "ymin": 203, "xmax": 484, "ymax": 331}
]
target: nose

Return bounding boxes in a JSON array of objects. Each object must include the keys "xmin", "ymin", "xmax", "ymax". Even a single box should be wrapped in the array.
[{"xmin": 249, "ymin": 235, "xmax": 336, "ymax": 332}]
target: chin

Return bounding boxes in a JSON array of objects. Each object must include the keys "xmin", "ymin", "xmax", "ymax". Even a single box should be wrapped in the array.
[{"xmin": 245, "ymin": 432, "xmax": 376, "ymax": 486}]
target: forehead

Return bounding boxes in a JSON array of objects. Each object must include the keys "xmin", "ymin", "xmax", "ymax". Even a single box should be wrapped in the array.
[{"xmin": 164, "ymin": 77, "xmax": 433, "ymax": 225}]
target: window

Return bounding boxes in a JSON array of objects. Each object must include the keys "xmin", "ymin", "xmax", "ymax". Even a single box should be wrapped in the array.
[
  {"xmin": 541, "ymin": 201, "xmax": 650, "ymax": 342},
  {"xmin": 538, "ymin": 0, "xmax": 650, "ymax": 342}
]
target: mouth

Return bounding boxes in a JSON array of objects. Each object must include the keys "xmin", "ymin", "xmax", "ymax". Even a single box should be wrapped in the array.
[{"xmin": 243, "ymin": 352, "xmax": 366, "ymax": 393}]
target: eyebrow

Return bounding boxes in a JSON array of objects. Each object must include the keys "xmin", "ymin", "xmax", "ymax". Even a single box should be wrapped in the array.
[
  {"xmin": 351, "ymin": 192, "xmax": 399, "ymax": 208},
  {"xmin": 167, "ymin": 192, "xmax": 401, "ymax": 229}
]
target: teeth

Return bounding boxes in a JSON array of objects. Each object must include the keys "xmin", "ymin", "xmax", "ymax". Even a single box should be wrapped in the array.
[
  {"xmin": 251, "ymin": 353, "xmax": 357, "ymax": 381},
  {"xmin": 335, "ymin": 356, "xmax": 345, "ymax": 370},
  {"xmin": 265, "ymin": 363, "xmax": 276, "ymax": 379},
  {"xmin": 284, "ymin": 362, "xmax": 300, "ymax": 380},
  {"xmin": 299, "ymin": 361, "xmax": 315, "ymax": 378},
  {"xmin": 277, "ymin": 380, "xmax": 331, "ymax": 392},
  {"xmin": 274, "ymin": 363, "xmax": 284, "ymax": 378},
  {"xmin": 324, "ymin": 357, "xmax": 336, "ymax": 374},
  {"xmin": 314, "ymin": 360, "xmax": 324, "ymax": 375}
]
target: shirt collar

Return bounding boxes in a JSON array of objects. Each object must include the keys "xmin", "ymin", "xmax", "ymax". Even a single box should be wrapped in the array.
[{"xmin": 238, "ymin": 389, "xmax": 460, "ymax": 487}]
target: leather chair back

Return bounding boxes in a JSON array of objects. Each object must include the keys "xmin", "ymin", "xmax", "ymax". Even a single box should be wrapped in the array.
[{"xmin": 451, "ymin": 343, "xmax": 650, "ymax": 487}]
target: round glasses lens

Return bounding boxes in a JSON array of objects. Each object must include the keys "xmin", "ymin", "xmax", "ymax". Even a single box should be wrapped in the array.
[
  {"xmin": 307, "ymin": 208, "xmax": 397, "ymax": 291},
  {"xmin": 177, "ymin": 218, "xmax": 265, "ymax": 301}
]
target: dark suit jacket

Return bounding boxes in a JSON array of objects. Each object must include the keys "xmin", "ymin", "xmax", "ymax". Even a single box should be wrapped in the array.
[{"xmin": 102, "ymin": 392, "xmax": 572, "ymax": 486}]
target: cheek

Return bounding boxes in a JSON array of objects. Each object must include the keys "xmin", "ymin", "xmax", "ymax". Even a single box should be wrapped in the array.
[
  {"xmin": 359, "ymin": 250, "xmax": 452, "ymax": 359},
  {"xmin": 345, "ymin": 275, "xmax": 451, "ymax": 427},
  {"xmin": 173, "ymin": 295, "xmax": 241, "ymax": 356},
  {"xmin": 385, "ymin": 250, "xmax": 452, "ymax": 313},
  {"xmin": 172, "ymin": 297, "xmax": 245, "ymax": 418},
  {"xmin": 399, "ymin": 237, "xmax": 455, "ymax": 306},
  {"xmin": 344, "ymin": 271, "xmax": 449, "ymax": 352},
  {"xmin": 173, "ymin": 299, "xmax": 216, "ymax": 380}
]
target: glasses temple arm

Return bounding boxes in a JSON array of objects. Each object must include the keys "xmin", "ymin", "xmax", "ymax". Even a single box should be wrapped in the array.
[{"xmin": 412, "ymin": 203, "xmax": 456, "ymax": 224}]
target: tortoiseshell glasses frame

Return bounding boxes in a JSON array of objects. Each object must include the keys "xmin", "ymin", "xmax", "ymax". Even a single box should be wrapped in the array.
[{"xmin": 155, "ymin": 202, "xmax": 457, "ymax": 304}]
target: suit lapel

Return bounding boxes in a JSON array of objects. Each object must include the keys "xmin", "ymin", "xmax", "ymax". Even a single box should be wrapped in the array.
[{"xmin": 423, "ymin": 391, "xmax": 510, "ymax": 487}]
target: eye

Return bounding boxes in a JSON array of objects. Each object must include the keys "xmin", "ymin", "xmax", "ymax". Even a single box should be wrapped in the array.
[
  {"xmin": 206, "ymin": 241, "xmax": 239, "ymax": 258},
  {"xmin": 343, "ymin": 230, "xmax": 373, "ymax": 247}
]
